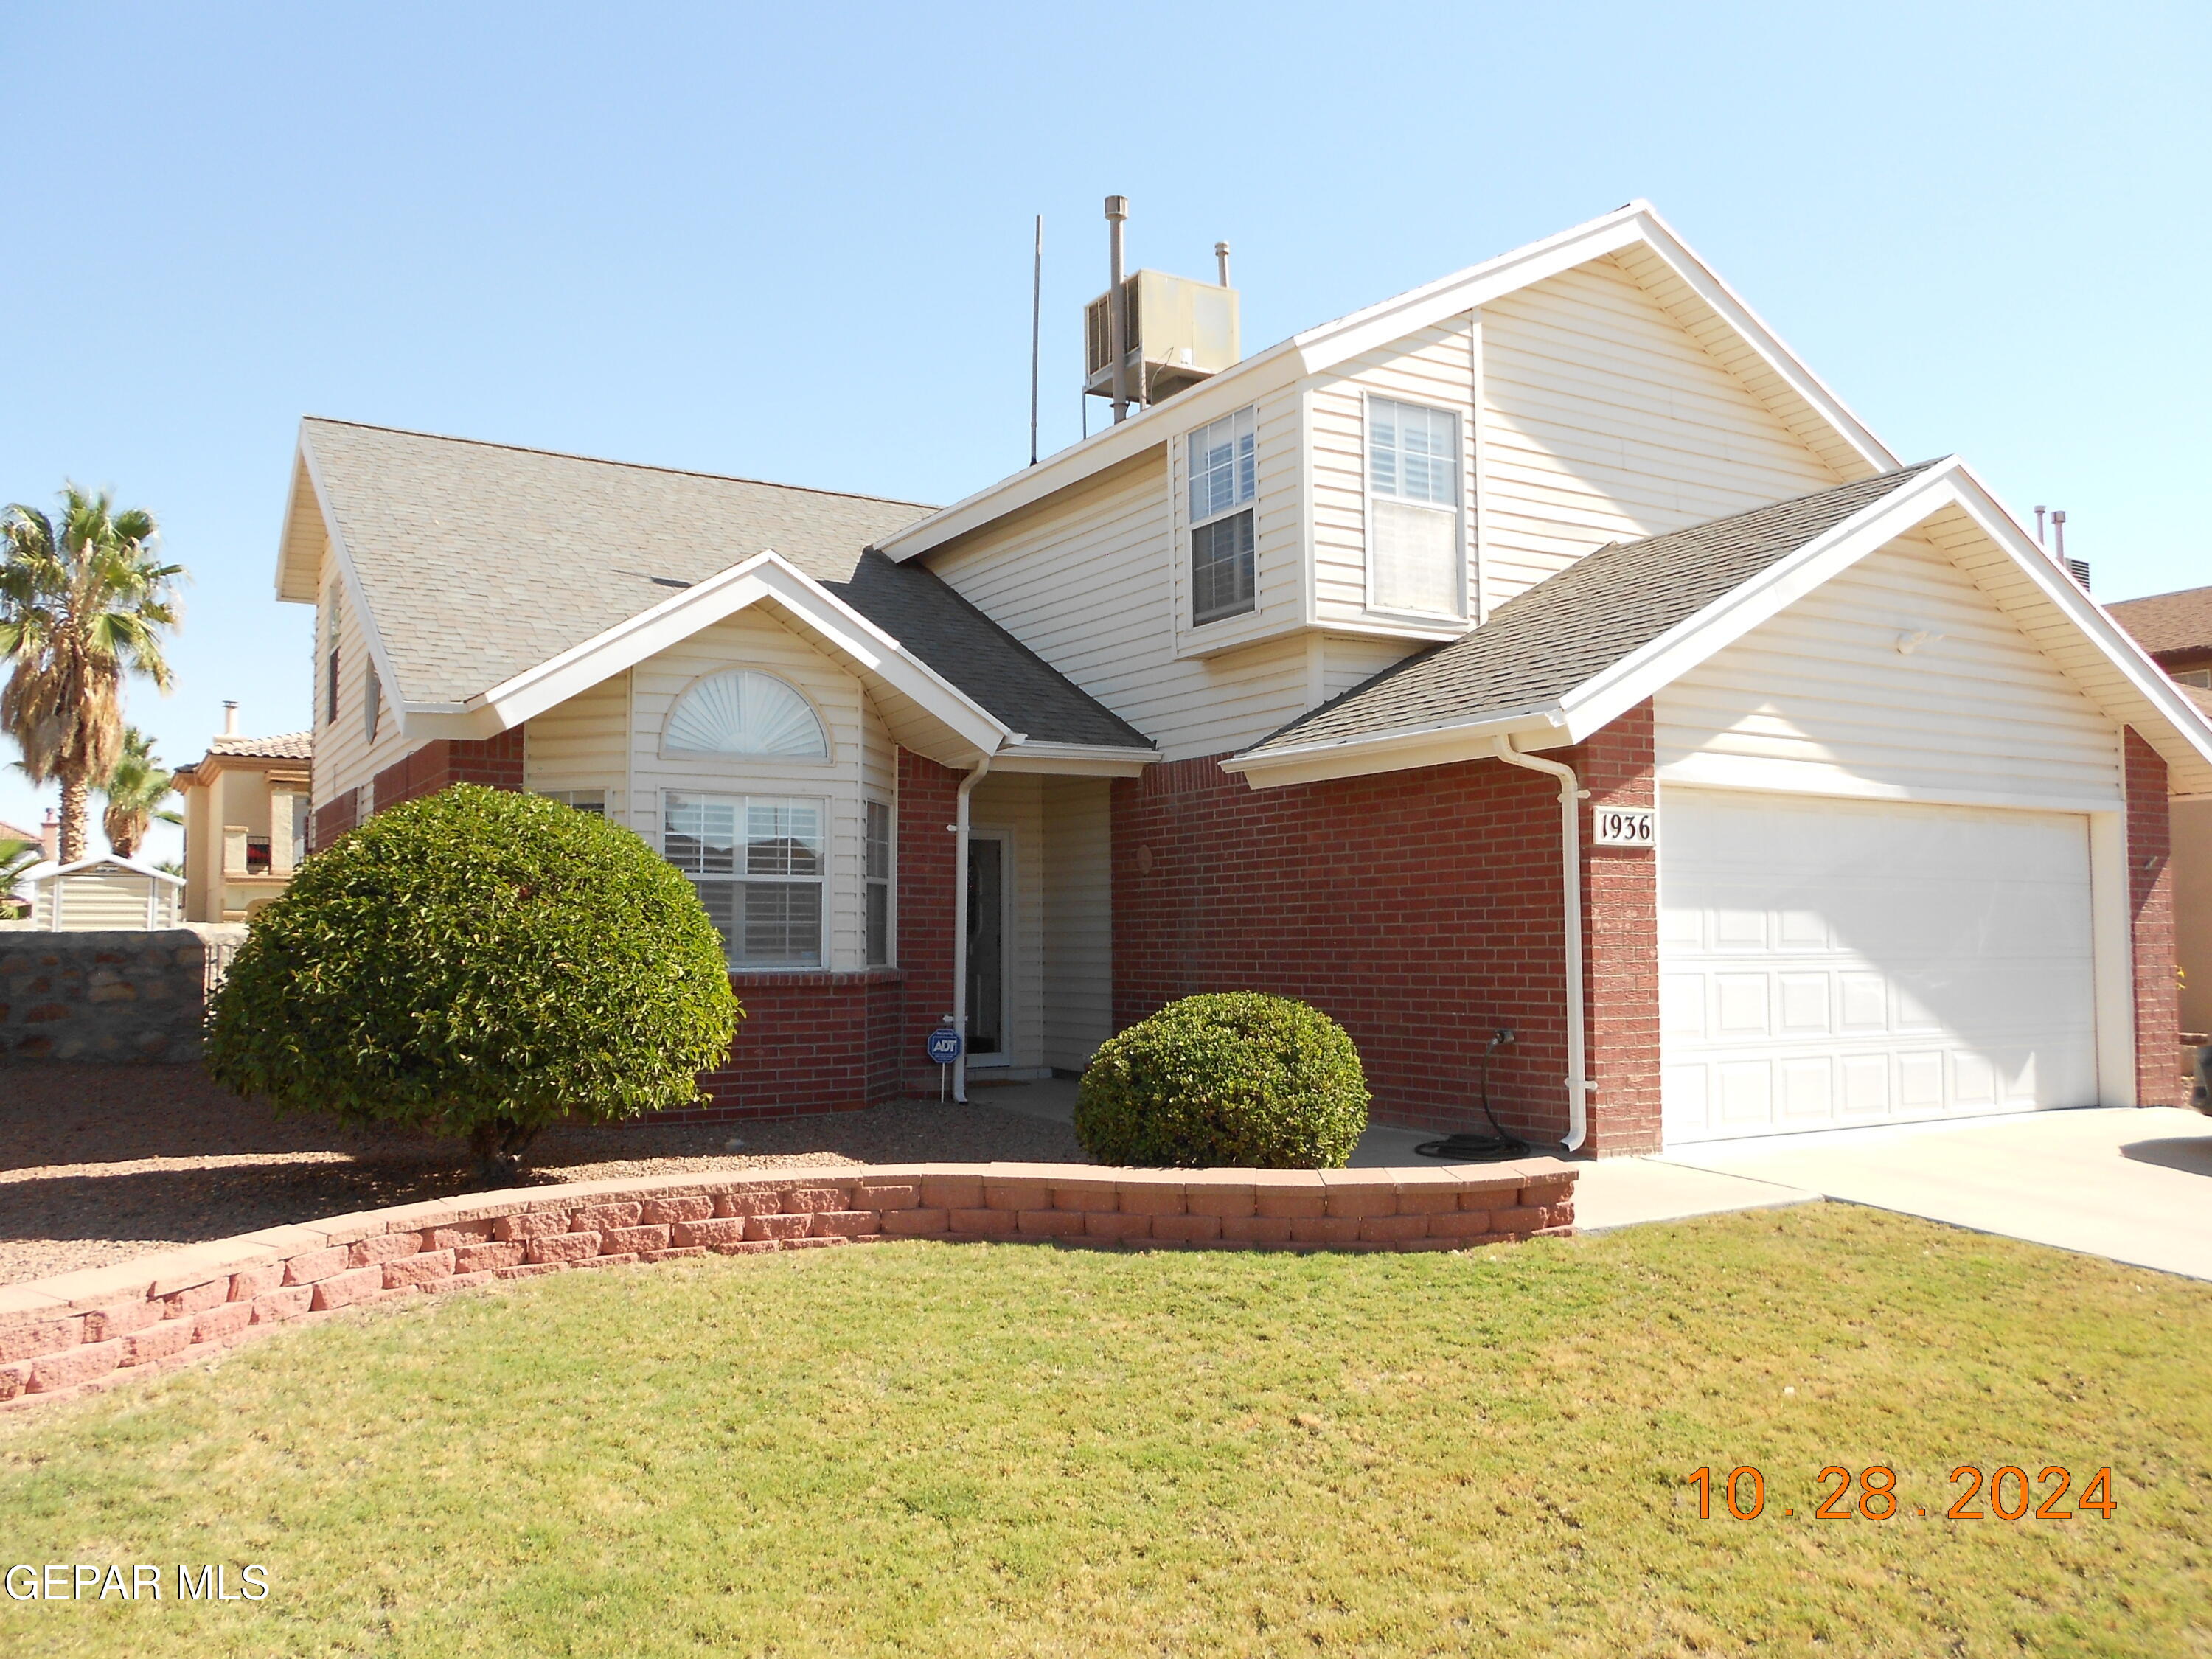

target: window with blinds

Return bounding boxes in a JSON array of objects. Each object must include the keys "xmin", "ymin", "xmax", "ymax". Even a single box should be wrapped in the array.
[
  {"xmin": 1366, "ymin": 396, "xmax": 1461, "ymax": 616},
  {"xmin": 1188, "ymin": 406, "xmax": 1258, "ymax": 625}
]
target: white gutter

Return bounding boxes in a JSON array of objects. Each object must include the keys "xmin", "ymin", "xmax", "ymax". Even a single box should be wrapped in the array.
[
  {"xmin": 949, "ymin": 754, "xmax": 992, "ymax": 1103},
  {"xmin": 1490, "ymin": 736, "xmax": 1590, "ymax": 1153}
]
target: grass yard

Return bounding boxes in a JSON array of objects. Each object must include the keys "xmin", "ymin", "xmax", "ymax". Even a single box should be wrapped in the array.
[{"xmin": 1, "ymin": 1205, "xmax": 2207, "ymax": 1658}]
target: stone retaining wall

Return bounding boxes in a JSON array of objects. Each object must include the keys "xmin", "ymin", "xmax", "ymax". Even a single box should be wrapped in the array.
[
  {"xmin": 0, "ymin": 1158, "xmax": 1579, "ymax": 1411},
  {"xmin": 0, "ymin": 925, "xmax": 247, "ymax": 1062}
]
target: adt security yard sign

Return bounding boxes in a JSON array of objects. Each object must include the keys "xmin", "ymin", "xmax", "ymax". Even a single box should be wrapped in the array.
[
  {"xmin": 927, "ymin": 1023, "xmax": 964, "ymax": 1102},
  {"xmin": 1592, "ymin": 806, "xmax": 1656, "ymax": 848}
]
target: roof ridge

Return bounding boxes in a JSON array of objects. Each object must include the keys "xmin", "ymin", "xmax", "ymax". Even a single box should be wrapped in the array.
[{"xmin": 300, "ymin": 417, "xmax": 941, "ymax": 512}]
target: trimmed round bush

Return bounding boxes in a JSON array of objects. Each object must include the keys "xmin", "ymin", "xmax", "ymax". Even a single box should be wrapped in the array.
[
  {"xmin": 1074, "ymin": 992, "xmax": 1368, "ymax": 1169},
  {"xmin": 204, "ymin": 784, "xmax": 740, "ymax": 1178}
]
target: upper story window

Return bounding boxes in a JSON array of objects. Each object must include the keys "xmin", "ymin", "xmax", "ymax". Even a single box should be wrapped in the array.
[
  {"xmin": 323, "ymin": 585, "xmax": 341, "ymax": 728},
  {"xmin": 664, "ymin": 669, "xmax": 828, "ymax": 759},
  {"xmin": 1366, "ymin": 396, "xmax": 1461, "ymax": 617},
  {"xmin": 1188, "ymin": 407, "xmax": 1257, "ymax": 626}
]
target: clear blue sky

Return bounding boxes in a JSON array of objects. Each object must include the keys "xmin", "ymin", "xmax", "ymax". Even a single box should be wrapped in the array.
[{"xmin": 4, "ymin": 1, "xmax": 2208, "ymax": 860}]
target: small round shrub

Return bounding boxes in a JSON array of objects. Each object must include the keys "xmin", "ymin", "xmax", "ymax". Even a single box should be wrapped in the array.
[
  {"xmin": 1074, "ymin": 992, "xmax": 1368, "ymax": 1169},
  {"xmin": 204, "ymin": 784, "xmax": 740, "ymax": 1178}
]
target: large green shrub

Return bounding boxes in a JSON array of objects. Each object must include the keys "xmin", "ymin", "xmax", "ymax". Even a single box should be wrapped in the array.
[
  {"xmin": 1074, "ymin": 992, "xmax": 1368, "ymax": 1169},
  {"xmin": 204, "ymin": 784, "xmax": 740, "ymax": 1178}
]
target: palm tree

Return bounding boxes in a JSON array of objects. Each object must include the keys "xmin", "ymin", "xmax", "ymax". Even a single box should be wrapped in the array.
[
  {"xmin": 100, "ymin": 725, "xmax": 181, "ymax": 859},
  {"xmin": 0, "ymin": 835, "xmax": 35, "ymax": 918},
  {"xmin": 0, "ymin": 487, "xmax": 181, "ymax": 863}
]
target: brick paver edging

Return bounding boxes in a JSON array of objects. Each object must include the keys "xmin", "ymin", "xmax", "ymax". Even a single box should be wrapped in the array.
[{"xmin": 0, "ymin": 1158, "xmax": 1577, "ymax": 1413}]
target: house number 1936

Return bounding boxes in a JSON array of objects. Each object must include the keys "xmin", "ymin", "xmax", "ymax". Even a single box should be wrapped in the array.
[{"xmin": 1592, "ymin": 807, "xmax": 1656, "ymax": 847}]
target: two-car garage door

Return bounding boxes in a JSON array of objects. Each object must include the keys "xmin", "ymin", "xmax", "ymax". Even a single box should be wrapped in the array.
[{"xmin": 1660, "ymin": 789, "xmax": 2099, "ymax": 1144}]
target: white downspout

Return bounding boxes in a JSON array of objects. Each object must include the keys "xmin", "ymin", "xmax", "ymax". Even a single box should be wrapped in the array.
[
  {"xmin": 1492, "ymin": 735, "xmax": 1590, "ymax": 1153},
  {"xmin": 949, "ymin": 754, "xmax": 992, "ymax": 1104}
]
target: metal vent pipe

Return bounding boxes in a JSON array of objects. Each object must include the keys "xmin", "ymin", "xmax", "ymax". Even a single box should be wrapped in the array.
[{"xmin": 1105, "ymin": 195, "xmax": 1129, "ymax": 423}]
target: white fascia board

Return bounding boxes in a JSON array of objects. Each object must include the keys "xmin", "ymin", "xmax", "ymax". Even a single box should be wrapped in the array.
[
  {"xmin": 873, "ymin": 347, "xmax": 1301, "ymax": 563},
  {"xmin": 1556, "ymin": 462, "xmax": 1973, "ymax": 741},
  {"xmin": 460, "ymin": 551, "xmax": 1012, "ymax": 755},
  {"xmin": 295, "ymin": 434, "xmax": 414, "ymax": 733},
  {"xmin": 271, "ymin": 448, "xmax": 319, "ymax": 604},
  {"xmin": 989, "ymin": 739, "xmax": 1158, "ymax": 778},
  {"xmin": 1625, "ymin": 204, "xmax": 1900, "ymax": 476},
  {"xmin": 1284, "ymin": 202, "xmax": 1649, "ymax": 372},
  {"xmin": 1936, "ymin": 462, "xmax": 2212, "ymax": 774},
  {"xmin": 1223, "ymin": 709, "xmax": 1565, "ymax": 790}
]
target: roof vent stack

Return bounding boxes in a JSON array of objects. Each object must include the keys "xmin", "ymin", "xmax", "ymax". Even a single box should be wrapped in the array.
[
  {"xmin": 2051, "ymin": 509, "xmax": 2090, "ymax": 592},
  {"xmin": 222, "ymin": 700, "xmax": 240, "ymax": 737},
  {"xmin": 1085, "ymin": 199, "xmax": 1240, "ymax": 415}
]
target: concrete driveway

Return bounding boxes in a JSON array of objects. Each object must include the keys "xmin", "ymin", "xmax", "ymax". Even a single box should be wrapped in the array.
[{"xmin": 1649, "ymin": 1105, "xmax": 2212, "ymax": 1281}]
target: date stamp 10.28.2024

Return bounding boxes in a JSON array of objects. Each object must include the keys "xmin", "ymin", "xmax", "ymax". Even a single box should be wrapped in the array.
[{"xmin": 1687, "ymin": 1464, "xmax": 2116, "ymax": 1523}]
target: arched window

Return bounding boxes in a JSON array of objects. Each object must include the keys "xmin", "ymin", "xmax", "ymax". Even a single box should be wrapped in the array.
[{"xmin": 664, "ymin": 670, "xmax": 828, "ymax": 759}]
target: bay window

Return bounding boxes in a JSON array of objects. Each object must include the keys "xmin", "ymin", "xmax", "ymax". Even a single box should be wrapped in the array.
[{"xmin": 665, "ymin": 793, "xmax": 824, "ymax": 967}]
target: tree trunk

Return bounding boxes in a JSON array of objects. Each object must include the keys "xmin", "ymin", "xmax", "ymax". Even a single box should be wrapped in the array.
[
  {"xmin": 57, "ymin": 774, "xmax": 88, "ymax": 864},
  {"xmin": 467, "ymin": 1118, "xmax": 543, "ymax": 1185}
]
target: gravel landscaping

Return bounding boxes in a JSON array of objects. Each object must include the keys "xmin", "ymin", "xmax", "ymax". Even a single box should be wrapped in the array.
[{"xmin": 0, "ymin": 1065, "xmax": 1086, "ymax": 1284}]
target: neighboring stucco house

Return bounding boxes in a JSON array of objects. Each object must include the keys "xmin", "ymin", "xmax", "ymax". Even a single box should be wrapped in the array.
[
  {"xmin": 174, "ymin": 713, "xmax": 313, "ymax": 922},
  {"xmin": 272, "ymin": 201, "xmax": 2212, "ymax": 1154},
  {"xmin": 2109, "ymin": 584, "xmax": 2212, "ymax": 1035}
]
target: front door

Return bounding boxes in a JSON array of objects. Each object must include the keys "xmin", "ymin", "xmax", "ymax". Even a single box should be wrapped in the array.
[{"xmin": 966, "ymin": 834, "xmax": 1007, "ymax": 1062}]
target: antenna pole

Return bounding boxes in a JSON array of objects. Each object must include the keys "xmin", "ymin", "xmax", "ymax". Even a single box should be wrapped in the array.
[
  {"xmin": 1216, "ymin": 240, "xmax": 1231, "ymax": 287},
  {"xmin": 1029, "ymin": 214, "xmax": 1043, "ymax": 467}
]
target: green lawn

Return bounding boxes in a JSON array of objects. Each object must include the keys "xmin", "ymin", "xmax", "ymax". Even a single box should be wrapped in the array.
[{"xmin": 1, "ymin": 1206, "xmax": 2207, "ymax": 1657}]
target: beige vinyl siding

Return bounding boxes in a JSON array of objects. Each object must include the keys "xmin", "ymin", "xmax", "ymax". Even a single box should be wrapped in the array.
[
  {"xmin": 524, "ymin": 671, "xmax": 631, "ymax": 819},
  {"xmin": 927, "ymin": 452, "xmax": 1315, "ymax": 761},
  {"xmin": 971, "ymin": 771, "xmax": 1046, "ymax": 1069},
  {"xmin": 1321, "ymin": 633, "xmax": 1421, "ymax": 703},
  {"xmin": 312, "ymin": 564, "xmax": 414, "ymax": 808},
  {"xmin": 1310, "ymin": 316, "xmax": 1478, "ymax": 626},
  {"xmin": 32, "ymin": 867, "xmax": 180, "ymax": 929},
  {"xmin": 1042, "ymin": 776, "xmax": 1113, "ymax": 1068},
  {"xmin": 628, "ymin": 602, "xmax": 884, "ymax": 970},
  {"xmin": 1657, "ymin": 534, "xmax": 2124, "ymax": 808},
  {"xmin": 1479, "ymin": 254, "xmax": 1841, "ymax": 608}
]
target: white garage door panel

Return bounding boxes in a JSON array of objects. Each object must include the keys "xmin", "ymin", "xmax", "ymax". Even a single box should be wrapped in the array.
[{"xmin": 1660, "ymin": 790, "xmax": 2098, "ymax": 1144}]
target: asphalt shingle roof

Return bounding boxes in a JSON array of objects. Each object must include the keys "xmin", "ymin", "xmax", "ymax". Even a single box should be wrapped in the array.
[
  {"xmin": 1244, "ymin": 463, "xmax": 1941, "ymax": 757},
  {"xmin": 302, "ymin": 420, "xmax": 1151, "ymax": 751},
  {"xmin": 2108, "ymin": 585, "xmax": 2212, "ymax": 660}
]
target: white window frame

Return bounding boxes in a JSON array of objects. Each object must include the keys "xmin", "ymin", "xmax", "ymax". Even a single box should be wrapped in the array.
[
  {"xmin": 864, "ymin": 796, "xmax": 894, "ymax": 967},
  {"xmin": 664, "ymin": 792, "xmax": 827, "ymax": 970},
  {"xmin": 536, "ymin": 789, "xmax": 608, "ymax": 817},
  {"xmin": 1362, "ymin": 392, "xmax": 1465, "ymax": 621},
  {"xmin": 1187, "ymin": 405, "xmax": 1259, "ymax": 627}
]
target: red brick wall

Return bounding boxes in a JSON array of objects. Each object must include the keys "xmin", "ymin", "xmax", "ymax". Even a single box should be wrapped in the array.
[
  {"xmin": 2126, "ymin": 728, "xmax": 2180, "ymax": 1106},
  {"xmin": 1111, "ymin": 709, "xmax": 1658, "ymax": 1147},
  {"xmin": 684, "ymin": 970, "xmax": 909, "ymax": 1120},
  {"xmin": 897, "ymin": 752, "xmax": 961, "ymax": 1093},
  {"xmin": 372, "ymin": 728, "xmax": 527, "ymax": 809},
  {"xmin": 1576, "ymin": 703, "xmax": 1661, "ymax": 1155}
]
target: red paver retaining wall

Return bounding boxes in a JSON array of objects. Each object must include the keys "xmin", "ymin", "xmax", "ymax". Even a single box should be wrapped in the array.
[{"xmin": 0, "ymin": 1158, "xmax": 1579, "ymax": 1412}]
